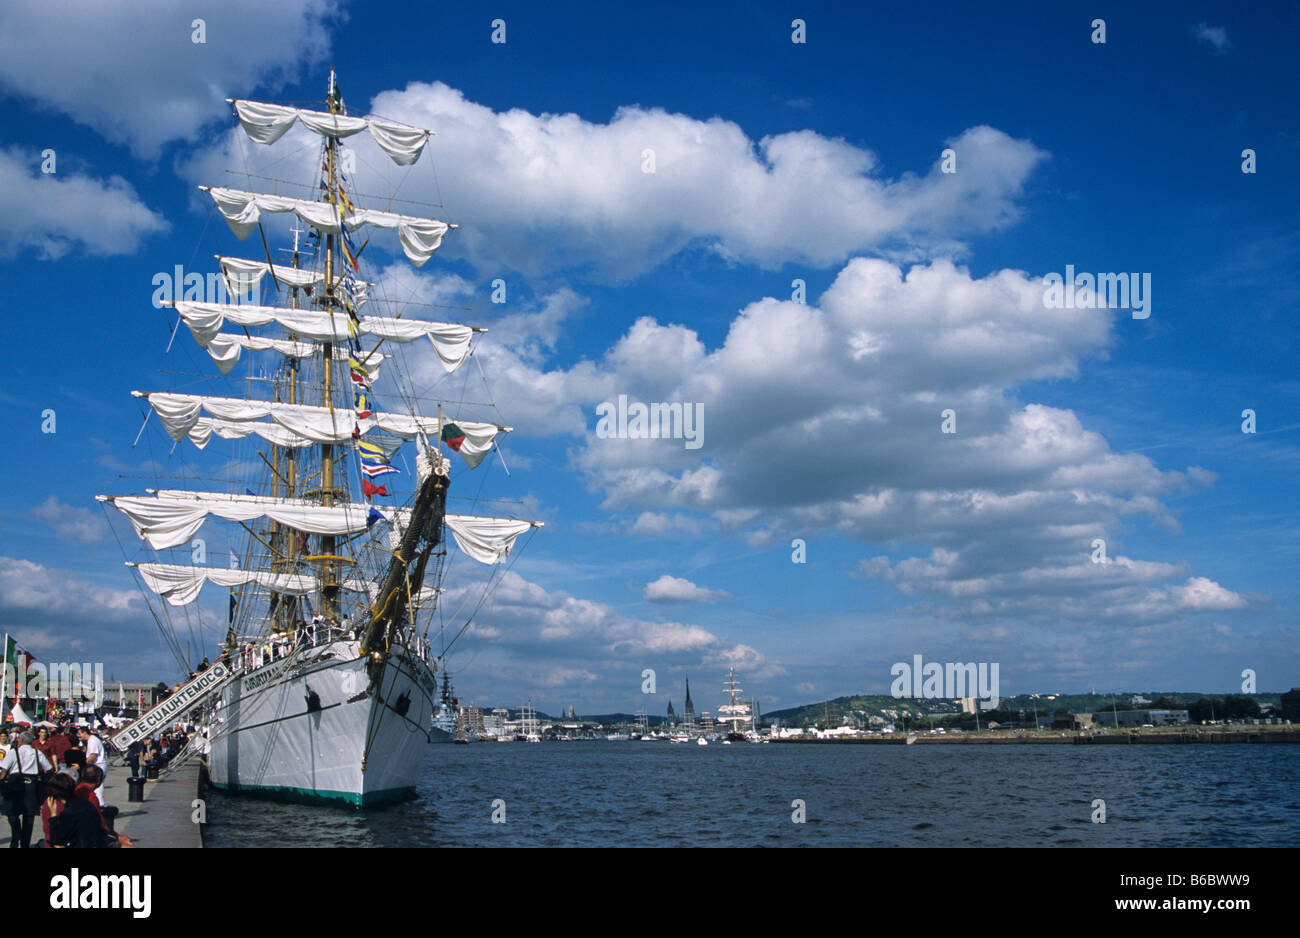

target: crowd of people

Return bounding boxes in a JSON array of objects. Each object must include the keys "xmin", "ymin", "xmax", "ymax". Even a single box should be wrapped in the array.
[
  {"xmin": 222, "ymin": 613, "xmax": 358, "ymax": 672},
  {"xmin": 0, "ymin": 722, "xmax": 126, "ymax": 848},
  {"xmin": 0, "ymin": 719, "xmax": 201, "ymax": 848}
]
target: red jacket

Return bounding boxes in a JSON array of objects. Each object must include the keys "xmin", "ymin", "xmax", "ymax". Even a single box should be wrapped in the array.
[
  {"xmin": 74, "ymin": 782, "xmax": 109, "ymax": 833},
  {"xmin": 47, "ymin": 734, "xmax": 72, "ymax": 764}
]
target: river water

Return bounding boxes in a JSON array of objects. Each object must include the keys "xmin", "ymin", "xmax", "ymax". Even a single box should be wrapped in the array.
[{"xmin": 202, "ymin": 741, "xmax": 1299, "ymax": 847}]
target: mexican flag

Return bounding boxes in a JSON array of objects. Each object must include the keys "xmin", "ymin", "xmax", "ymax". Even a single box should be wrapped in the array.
[
  {"xmin": 2, "ymin": 634, "xmax": 35, "ymax": 711},
  {"xmin": 440, "ymin": 422, "xmax": 493, "ymax": 470},
  {"xmin": 1, "ymin": 634, "xmax": 13, "ymax": 703}
]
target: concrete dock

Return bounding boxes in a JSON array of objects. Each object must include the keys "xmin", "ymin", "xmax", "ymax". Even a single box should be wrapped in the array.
[{"xmin": 103, "ymin": 760, "xmax": 204, "ymax": 848}]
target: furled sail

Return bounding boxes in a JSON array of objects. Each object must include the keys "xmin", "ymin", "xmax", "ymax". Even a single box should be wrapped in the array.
[
  {"xmin": 101, "ymin": 490, "xmax": 538, "ymax": 563},
  {"xmin": 202, "ymin": 334, "xmax": 389, "ymax": 378},
  {"xmin": 131, "ymin": 562, "xmax": 376, "ymax": 607},
  {"xmin": 135, "ymin": 391, "xmax": 507, "ymax": 455},
  {"xmin": 185, "ymin": 417, "xmax": 314, "ymax": 450},
  {"xmin": 173, "ymin": 300, "xmax": 474, "ymax": 372},
  {"xmin": 231, "ymin": 99, "xmax": 430, "ymax": 166},
  {"xmin": 207, "ymin": 187, "xmax": 454, "ymax": 267},
  {"xmin": 216, "ymin": 256, "xmax": 371, "ymax": 304},
  {"xmin": 99, "ymin": 490, "xmax": 407, "ymax": 551},
  {"xmin": 444, "ymin": 516, "xmax": 536, "ymax": 565}
]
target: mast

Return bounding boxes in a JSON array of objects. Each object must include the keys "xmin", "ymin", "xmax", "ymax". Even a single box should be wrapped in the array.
[
  {"xmin": 318, "ymin": 67, "xmax": 341, "ymax": 620},
  {"xmin": 105, "ymin": 76, "xmax": 543, "ymax": 687},
  {"xmin": 271, "ymin": 225, "xmax": 305, "ymax": 633}
]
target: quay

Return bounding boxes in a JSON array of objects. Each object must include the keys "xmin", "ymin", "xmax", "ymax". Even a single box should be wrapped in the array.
[{"xmin": 104, "ymin": 759, "xmax": 204, "ymax": 848}]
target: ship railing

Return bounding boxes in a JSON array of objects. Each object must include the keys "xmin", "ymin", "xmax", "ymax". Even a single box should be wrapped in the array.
[{"xmin": 231, "ymin": 626, "xmax": 363, "ymax": 673}]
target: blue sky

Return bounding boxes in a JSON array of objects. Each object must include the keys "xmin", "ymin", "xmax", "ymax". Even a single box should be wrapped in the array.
[{"xmin": 0, "ymin": 1, "xmax": 1297, "ymax": 717}]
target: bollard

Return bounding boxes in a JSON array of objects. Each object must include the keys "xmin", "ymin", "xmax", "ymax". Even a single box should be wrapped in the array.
[
  {"xmin": 146, "ymin": 765, "xmax": 159, "ymax": 780},
  {"xmin": 127, "ymin": 777, "xmax": 147, "ymax": 802}
]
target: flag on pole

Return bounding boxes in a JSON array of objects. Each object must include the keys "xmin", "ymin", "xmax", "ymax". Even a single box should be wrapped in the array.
[
  {"xmin": 341, "ymin": 226, "xmax": 361, "ymax": 272},
  {"xmin": 358, "ymin": 440, "xmax": 400, "ymax": 478},
  {"xmin": 349, "ymin": 352, "xmax": 372, "ymax": 388}
]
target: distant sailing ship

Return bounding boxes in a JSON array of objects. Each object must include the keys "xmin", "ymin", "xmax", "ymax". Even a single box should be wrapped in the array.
[
  {"xmin": 101, "ymin": 71, "xmax": 540, "ymax": 807},
  {"xmin": 520, "ymin": 701, "xmax": 541, "ymax": 742},
  {"xmin": 718, "ymin": 668, "xmax": 755, "ymax": 742}
]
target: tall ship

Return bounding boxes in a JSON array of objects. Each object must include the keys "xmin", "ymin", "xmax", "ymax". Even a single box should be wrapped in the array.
[
  {"xmin": 718, "ymin": 668, "xmax": 755, "ymax": 742},
  {"xmin": 100, "ymin": 71, "xmax": 539, "ymax": 807}
]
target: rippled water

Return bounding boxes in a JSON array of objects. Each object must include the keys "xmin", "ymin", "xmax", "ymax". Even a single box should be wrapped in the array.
[{"xmin": 203, "ymin": 742, "xmax": 1300, "ymax": 847}]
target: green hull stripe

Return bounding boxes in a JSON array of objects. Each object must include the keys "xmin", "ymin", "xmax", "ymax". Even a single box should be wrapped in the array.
[{"xmin": 208, "ymin": 780, "xmax": 415, "ymax": 809}]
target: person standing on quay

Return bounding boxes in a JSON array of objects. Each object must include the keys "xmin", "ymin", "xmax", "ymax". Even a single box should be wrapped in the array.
[
  {"xmin": 126, "ymin": 739, "xmax": 142, "ymax": 778},
  {"xmin": 77, "ymin": 726, "xmax": 107, "ymax": 804},
  {"xmin": 1, "ymin": 731, "xmax": 54, "ymax": 848},
  {"xmin": 46, "ymin": 725, "xmax": 71, "ymax": 767}
]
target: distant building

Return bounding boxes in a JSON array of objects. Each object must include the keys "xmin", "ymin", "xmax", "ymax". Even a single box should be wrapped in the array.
[
  {"xmin": 1052, "ymin": 712, "xmax": 1093, "ymax": 731},
  {"xmin": 1131, "ymin": 695, "xmax": 1152, "ymax": 706},
  {"xmin": 666, "ymin": 700, "xmax": 676, "ymax": 725},
  {"xmin": 684, "ymin": 676, "xmax": 695, "ymax": 724},
  {"xmin": 959, "ymin": 697, "xmax": 978, "ymax": 714},
  {"xmin": 1092, "ymin": 709, "xmax": 1188, "ymax": 727}
]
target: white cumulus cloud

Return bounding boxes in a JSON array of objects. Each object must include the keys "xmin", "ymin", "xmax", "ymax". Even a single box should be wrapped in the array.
[
  {"xmin": 643, "ymin": 575, "xmax": 729, "ymax": 604},
  {"xmin": 0, "ymin": 0, "xmax": 340, "ymax": 156},
  {"xmin": 0, "ymin": 148, "xmax": 167, "ymax": 259}
]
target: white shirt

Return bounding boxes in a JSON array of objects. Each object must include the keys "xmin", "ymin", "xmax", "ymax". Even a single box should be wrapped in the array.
[
  {"xmin": 83, "ymin": 734, "xmax": 107, "ymax": 771},
  {"xmin": 0, "ymin": 743, "xmax": 53, "ymax": 776}
]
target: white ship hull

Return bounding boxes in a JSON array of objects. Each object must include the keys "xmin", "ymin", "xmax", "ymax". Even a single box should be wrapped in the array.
[{"xmin": 207, "ymin": 639, "xmax": 435, "ymax": 808}]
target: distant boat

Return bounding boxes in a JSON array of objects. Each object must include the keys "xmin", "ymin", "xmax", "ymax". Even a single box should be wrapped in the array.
[
  {"xmin": 431, "ymin": 671, "xmax": 459, "ymax": 744},
  {"xmin": 521, "ymin": 700, "xmax": 540, "ymax": 742},
  {"xmin": 697, "ymin": 737, "xmax": 709, "ymax": 747},
  {"xmin": 718, "ymin": 668, "xmax": 755, "ymax": 742},
  {"xmin": 605, "ymin": 732, "xmax": 630, "ymax": 741}
]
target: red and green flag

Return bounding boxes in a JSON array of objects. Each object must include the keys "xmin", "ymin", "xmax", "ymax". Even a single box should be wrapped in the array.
[{"xmin": 441, "ymin": 422, "xmax": 466, "ymax": 453}]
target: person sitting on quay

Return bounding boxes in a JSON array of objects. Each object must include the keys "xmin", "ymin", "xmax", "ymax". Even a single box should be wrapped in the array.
[
  {"xmin": 74, "ymin": 765, "xmax": 106, "ymax": 820},
  {"xmin": 43, "ymin": 773, "xmax": 109, "ymax": 848},
  {"xmin": 76, "ymin": 765, "xmax": 131, "ymax": 848}
]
